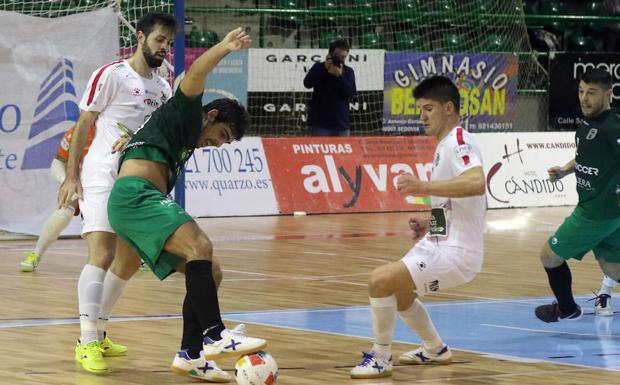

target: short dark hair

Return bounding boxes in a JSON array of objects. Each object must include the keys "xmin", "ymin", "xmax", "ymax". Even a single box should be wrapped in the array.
[
  {"xmin": 413, "ymin": 76, "xmax": 461, "ymax": 112},
  {"xmin": 136, "ymin": 12, "xmax": 178, "ymax": 38},
  {"xmin": 581, "ymin": 68, "xmax": 612, "ymax": 89},
  {"xmin": 202, "ymin": 99, "xmax": 250, "ymax": 140},
  {"xmin": 328, "ymin": 38, "xmax": 350, "ymax": 54}
]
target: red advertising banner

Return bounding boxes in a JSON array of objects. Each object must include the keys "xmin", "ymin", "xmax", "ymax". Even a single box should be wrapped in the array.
[{"xmin": 262, "ymin": 137, "xmax": 437, "ymax": 213}]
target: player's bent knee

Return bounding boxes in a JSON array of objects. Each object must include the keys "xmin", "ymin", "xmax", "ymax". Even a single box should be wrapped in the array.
[
  {"xmin": 369, "ymin": 266, "xmax": 396, "ymax": 297},
  {"xmin": 540, "ymin": 243, "xmax": 564, "ymax": 269},
  {"xmin": 186, "ymin": 236, "xmax": 214, "ymax": 261}
]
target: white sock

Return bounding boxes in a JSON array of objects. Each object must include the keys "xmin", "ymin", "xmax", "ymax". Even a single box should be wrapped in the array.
[
  {"xmin": 97, "ymin": 271, "xmax": 128, "ymax": 339},
  {"xmin": 369, "ymin": 295, "xmax": 397, "ymax": 357},
  {"xmin": 34, "ymin": 206, "xmax": 74, "ymax": 257},
  {"xmin": 78, "ymin": 264, "xmax": 106, "ymax": 343},
  {"xmin": 399, "ymin": 299, "xmax": 444, "ymax": 353},
  {"xmin": 600, "ymin": 275, "xmax": 618, "ymax": 296}
]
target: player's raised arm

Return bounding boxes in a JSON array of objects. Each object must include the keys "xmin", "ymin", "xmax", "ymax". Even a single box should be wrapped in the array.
[{"xmin": 180, "ymin": 27, "xmax": 251, "ymax": 98}]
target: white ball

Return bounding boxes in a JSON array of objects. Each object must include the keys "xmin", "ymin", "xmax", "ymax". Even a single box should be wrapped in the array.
[{"xmin": 235, "ymin": 351, "xmax": 278, "ymax": 385}]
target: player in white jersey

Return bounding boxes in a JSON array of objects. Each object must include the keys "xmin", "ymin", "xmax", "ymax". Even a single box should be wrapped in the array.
[
  {"xmin": 351, "ymin": 76, "xmax": 486, "ymax": 379},
  {"xmin": 57, "ymin": 12, "xmax": 177, "ymax": 374}
]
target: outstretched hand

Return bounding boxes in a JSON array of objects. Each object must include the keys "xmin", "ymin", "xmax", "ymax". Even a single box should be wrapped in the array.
[
  {"xmin": 222, "ymin": 27, "xmax": 252, "ymax": 52},
  {"xmin": 547, "ymin": 166, "xmax": 565, "ymax": 182},
  {"xmin": 396, "ymin": 173, "xmax": 425, "ymax": 194}
]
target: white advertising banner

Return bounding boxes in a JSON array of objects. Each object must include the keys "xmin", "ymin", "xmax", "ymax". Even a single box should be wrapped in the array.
[
  {"xmin": 248, "ymin": 48, "xmax": 384, "ymax": 92},
  {"xmin": 0, "ymin": 9, "xmax": 119, "ymax": 235},
  {"xmin": 475, "ymin": 132, "xmax": 578, "ymax": 208},
  {"xmin": 184, "ymin": 137, "xmax": 279, "ymax": 216}
]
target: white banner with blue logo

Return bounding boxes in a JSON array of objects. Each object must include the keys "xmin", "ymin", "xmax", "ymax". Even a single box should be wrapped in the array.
[{"xmin": 0, "ymin": 9, "xmax": 118, "ymax": 235}]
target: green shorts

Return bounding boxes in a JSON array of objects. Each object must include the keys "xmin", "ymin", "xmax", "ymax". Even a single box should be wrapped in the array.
[
  {"xmin": 108, "ymin": 176, "xmax": 193, "ymax": 280},
  {"xmin": 549, "ymin": 206, "xmax": 620, "ymax": 263}
]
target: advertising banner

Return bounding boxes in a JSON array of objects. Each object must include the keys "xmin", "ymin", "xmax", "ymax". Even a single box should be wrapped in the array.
[
  {"xmin": 184, "ymin": 137, "xmax": 278, "ymax": 216},
  {"xmin": 248, "ymin": 49, "xmax": 384, "ymax": 134},
  {"xmin": 262, "ymin": 137, "xmax": 436, "ymax": 213},
  {"xmin": 549, "ymin": 52, "xmax": 620, "ymax": 131},
  {"xmin": 185, "ymin": 48, "xmax": 248, "ymax": 107},
  {"xmin": 0, "ymin": 9, "xmax": 118, "ymax": 235},
  {"xmin": 384, "ymin": 52, "xmax": 518, "ymax": 134},
  {"xmin": 476, "ymin": 132, "xmax": 578, "ymax": 208}
]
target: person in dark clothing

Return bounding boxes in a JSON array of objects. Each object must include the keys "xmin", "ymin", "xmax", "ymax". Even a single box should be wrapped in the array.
[{"xmin": 303, "ymin": 39, "xmax": 357, "ymax": 136}]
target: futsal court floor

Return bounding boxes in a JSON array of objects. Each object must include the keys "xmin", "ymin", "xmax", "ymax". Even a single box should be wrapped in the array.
[{"xmin": 1, "ymin": 206, "xmax": 619, "ymax": 385}]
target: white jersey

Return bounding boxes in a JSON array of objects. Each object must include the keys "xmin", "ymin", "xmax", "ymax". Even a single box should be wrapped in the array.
[
  {"xmin": 79, "ymin": 60, "xmax": 172, "ymax": 188},
  {"xmin": 425, "ymin": 126, "xmax": 486, "ymax": 272}
]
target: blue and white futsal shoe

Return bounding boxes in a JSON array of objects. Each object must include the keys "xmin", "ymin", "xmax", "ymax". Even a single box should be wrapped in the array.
[
  {"xmin": 399, "ymin": 344, "xmax": 452, "ymax": 365},
  {"xmin": 171, "ymin": 350, "xmax": 231, "ymax": 383},
  {"xmin": 203, "ymin": 324, "xmax": 267, "ymax": 359},
  {"xmin": 350, "ymin": 351, "xmax": 393, "ymax": 379}
]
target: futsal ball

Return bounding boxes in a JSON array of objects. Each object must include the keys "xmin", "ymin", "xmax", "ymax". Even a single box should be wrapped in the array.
[{"xmin": 235, "ymin": 351, "xmax": 278, "ymax": 385}]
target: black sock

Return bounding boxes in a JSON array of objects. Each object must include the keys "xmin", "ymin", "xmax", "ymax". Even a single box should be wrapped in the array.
[
  {"xmin": 544, "ymin": 262, "xmax": 577, "ymax": 314},
  {"xmin": 185, "ymin": 260, "xmax": 225, "ymax": 341},
  {"xmin": 181, "ymin": 294, "xmax": 203, "ymax": 359}
]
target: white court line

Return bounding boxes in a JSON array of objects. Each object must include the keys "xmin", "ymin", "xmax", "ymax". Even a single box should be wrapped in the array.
[{"xmin": 482, "ymin": 323, "xmax": 620, "ymax": 338}]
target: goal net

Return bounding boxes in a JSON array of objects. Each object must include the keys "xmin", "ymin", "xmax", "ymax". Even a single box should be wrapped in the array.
[{"xmin": 2, "ymin": 0, "xmax": 548, "ymax": 136}]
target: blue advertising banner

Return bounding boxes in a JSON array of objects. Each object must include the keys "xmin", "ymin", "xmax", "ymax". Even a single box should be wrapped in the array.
[
  {"xmin": 383, "ymin": 52, "xmax": 518, "ymax": 133},
  {"xmin": 187, "ymin": 49, "xmax": 248, "ymax": 107}
]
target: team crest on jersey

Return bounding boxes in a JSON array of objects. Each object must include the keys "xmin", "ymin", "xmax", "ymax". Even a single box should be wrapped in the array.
[
  {"xmin": 586, "ymin": 128, "xmax": 598, "ymax": 140},
  {"xmin": 132, "ymin": 87, "xmax": 142, "ymax": 96}
]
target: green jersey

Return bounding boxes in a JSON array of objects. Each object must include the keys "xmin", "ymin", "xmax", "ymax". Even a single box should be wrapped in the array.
[
  {"xmin": 574, "ymin": 109, "xmax": 620, "ymax": 219},
  {"xmin": 120, "ymin": 87, "xmax": 203, "ymax": 193}
]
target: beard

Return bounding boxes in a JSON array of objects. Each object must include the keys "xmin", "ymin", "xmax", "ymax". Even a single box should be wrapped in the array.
[{"xmin": 142, "ymin": 44, "xmax": 165, "ymax": 68}]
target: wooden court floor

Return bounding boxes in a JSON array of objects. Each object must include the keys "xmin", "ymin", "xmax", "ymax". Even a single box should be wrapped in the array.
[{"xmin": 1, "ymin": 206, "xmax": 619, "ymax": 385}]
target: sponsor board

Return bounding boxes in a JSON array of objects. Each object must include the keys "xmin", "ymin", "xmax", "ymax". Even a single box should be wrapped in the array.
[
  {"xmin": 476, "ymin": 132, "xmax": 578, "ymax": 208},
  {"xmin": 248, "ymin": 49, "xmax": 384, "ymax": 92},
  {"xmin": 184, "ymin": 137, "xmax": 278, "ymax": 216},
  {"xmin": 0, "ymin": 9, "xmax": 118, "ymax": 235},
  {"xmin": 384, "ymin": 52, "xmax": 518, "ymax": 133},
  {"xmin": 549, "ymin": 52, "xmax": 620, "ymax": 130},
  {"xmin": 247, "ymin": 91, "xmax": 383, "ymax": 135},
  {"xmin": 262, "ymin": 136, "xmax": 436, "ymax": 213}
]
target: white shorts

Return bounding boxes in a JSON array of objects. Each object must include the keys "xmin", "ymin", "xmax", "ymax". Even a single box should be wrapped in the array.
[
  {"xmin": 50, "ymin": 158, "xmax": 66, "ymax": 184},
  {"xmin": 79, "ymin": 185, "xmax": 114, "ymax": 235},
  {"xmin": 401, "ymin": 238, "xmax": 481, "ymax": 296}
]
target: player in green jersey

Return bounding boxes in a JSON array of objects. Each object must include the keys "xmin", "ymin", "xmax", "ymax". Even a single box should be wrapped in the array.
[
  {"xmin": 107, "ymin": 27, "xmax": 266, "ymax": 382},
  {"xmin": 536, "ymin": 68, "xmax": 620, "ymax": 323}
]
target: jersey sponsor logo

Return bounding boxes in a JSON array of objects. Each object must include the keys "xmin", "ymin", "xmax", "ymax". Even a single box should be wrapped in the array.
[
  {"xmin": 575, "ymin": 162, "xmax": 599, "ymax": 176},
  {"xmin": 143, "ymin": 98, "xmax": 161, "ymax": 108},
  {"xmin": 585, "ymin": 128, "xmax": 598, "ymax": 140},
  {"xmin": 454, "ymin": 143, "xmax": 472, "ymax": 158},
  {"xmin": 22, "ymin": 59, "xmax": 79, "ymax": 170},
  {"xmin": 576, "ymin": 176, "xmax": 593, "ymax": 189}
]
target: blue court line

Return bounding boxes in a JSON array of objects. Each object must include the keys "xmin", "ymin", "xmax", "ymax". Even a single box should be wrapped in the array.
[{"xmin": 3, "ymin": 295, "xmax": 619, "ymax": 370}]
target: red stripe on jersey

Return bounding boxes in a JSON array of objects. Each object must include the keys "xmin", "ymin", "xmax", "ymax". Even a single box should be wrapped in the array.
[
  {"xmin": 86, "ymin": 60, "xmax": 122, "ymax": 106},
  {"xmin": 456, "ymin": 127, "xmax": 470, "ymax": 165}
]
